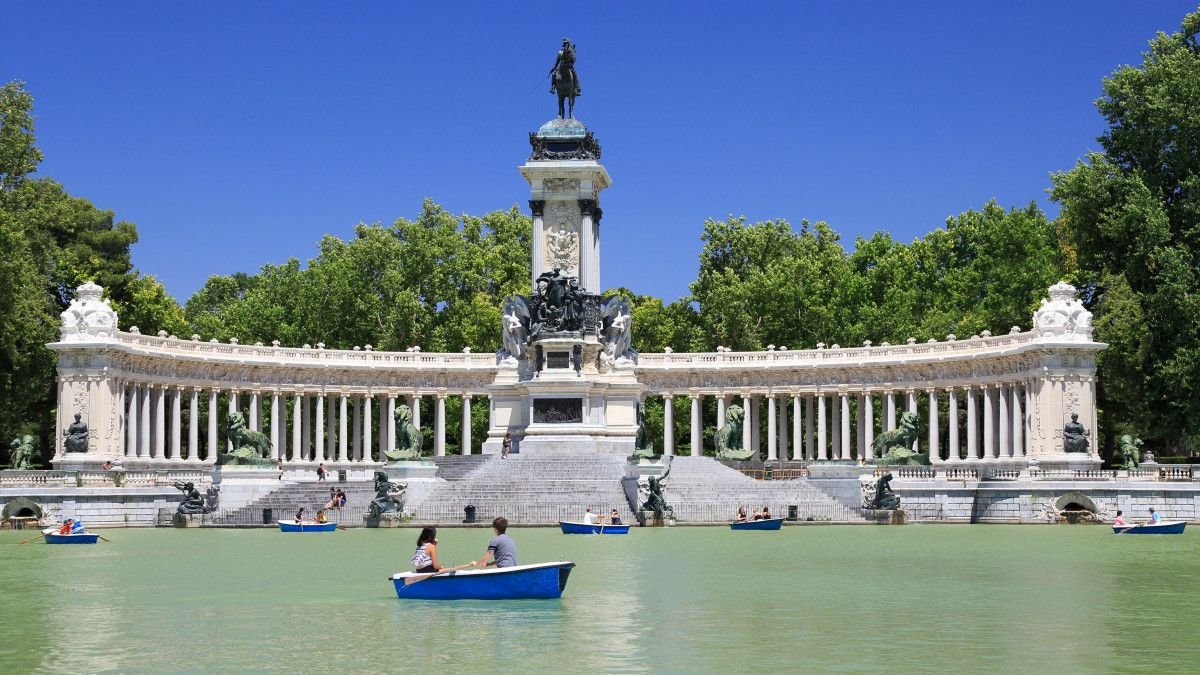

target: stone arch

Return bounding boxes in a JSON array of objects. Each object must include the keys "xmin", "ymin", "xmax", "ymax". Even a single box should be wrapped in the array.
[
  {"xmin": 1053, "ymin": 491, "xmax": 1098, "ymax": 514},
  {"xmin": 2, "ymin": 497, "xmax": 44, "ymax": 521}
]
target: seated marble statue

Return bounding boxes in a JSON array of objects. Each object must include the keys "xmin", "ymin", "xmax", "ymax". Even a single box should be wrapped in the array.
[{"xmin": 1063, "ymin": 413, "xmax": 1090, "ymax": 453}]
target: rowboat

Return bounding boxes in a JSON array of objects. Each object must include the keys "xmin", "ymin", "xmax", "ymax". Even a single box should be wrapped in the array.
[
  {"xmin": 730, "ymin": 517, "xmax": 784, "ymax": 531},
  {"xmin": 1112, "ymin": 520, "xmax": 1187, "ymax": 535},
  {"xmin": 559, "ymin": 521, "xmax": 630, "ymax": 534},
  {"xmin": 42, "ymin": 530, "xmax": 100, "ymax": 544},
  {"xmin": 278, "ymin": 521, "xmax": 337, "ymax": 533},
  {"xmin": 391, "ymin": 561, "xmax": 576, "ymax": 600}
]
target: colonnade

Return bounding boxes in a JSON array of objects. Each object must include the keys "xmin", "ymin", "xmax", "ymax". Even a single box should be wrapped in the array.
[
  {"xmin": 115, "ymin": 385, "xmax": 484, "ymax": 463},
  {"xmin": 652, "ymin": 382, "xmax": 1031, "ymax": 462}
]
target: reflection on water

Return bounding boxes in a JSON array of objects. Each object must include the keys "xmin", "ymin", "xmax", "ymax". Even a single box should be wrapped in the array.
[{"xmin": 0, "ymin": 526, "xmax": 1197, "ymax": 672}]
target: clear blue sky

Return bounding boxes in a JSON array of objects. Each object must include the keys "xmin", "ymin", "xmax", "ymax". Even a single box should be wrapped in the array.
[{"xmin": 4, "ymin": 2, "xmax": 1195, "ymax": 303}]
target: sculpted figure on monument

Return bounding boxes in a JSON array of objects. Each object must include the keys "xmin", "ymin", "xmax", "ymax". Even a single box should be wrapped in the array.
[
  {"xmin": 8, "ymin": 435, "xmax": 37, "ymax": 470},
  {"xmin": 867, "ymin": 473, "xmax": 901, "ymax": 510},
  {"xmin": 1114, "ymin": 434, "xmax": 1142, "ymax": 470},
  {"xmin": 716, "ymin": 405, "xmax": 754, "ymax": 461},
  {"xmin": 386, "ymin": 404, "xmax": 423, "ymax": 461},
  {"xmin": 1063, "ymin": 413, "xmax": 1090, "ymax": 453},
  {"xmin": 63, "ymin": 413, "xmax": 89, "ymax": 453},
  {"xmin": 631, "ymin": 404, "xmax": 656, "ymax": 459},
  {"xmin": 868, "ymin": 411, "xmax": 929, "ymax": 465},
  {"xmin": 549, "ymin": 38, "xmax": 581, "ymax": 119},
  {"xmin": 499, "ymin": 296, "xmax": 532, "ymax": 363},
  {"xmin": 218, "ymin": 411, "xmax": 273, "ymax": 465},
  {"xmin": 600, "ymin": 296, "xmax": 635, "ymax": 367},
  {"xmin": 640, "ymin": 465, "xmax": 672, "ymax": 516},
  {"xmin": 174, "ymin": 481, "xmax": 217, "ymax": 515},
  {"xmin": 368, "ymin": 471, "xmax": 407, "ymax": 518}
]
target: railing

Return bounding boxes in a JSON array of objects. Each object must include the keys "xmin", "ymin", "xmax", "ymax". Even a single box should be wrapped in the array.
[
  {"xmin": 1029, "ymin": 469, "xmax": 1116, "ymax": 480},
  {"xmin": 0, "ymin": 470, "xmax": 69, "ymax": 486},
  {"xmin": 875, "ymin": 466, "xmax": 935, "ymax": 479},
  {"xmin": 942, "ymin": 467, "xmax": 980, "ymax": 480},
  {"xmin": 1155, "ymin": 466, "xmax": 1194, "ymax": 481},
  {"xmin": 0, "ymin": 469, "xmax": 211, "ymax": 488},
  {"xmin": 737, "ymin": 467, "xmax": 810, "ymax": 481},
  {"xmin": 982, "ymin": 469, "xmax": 1020, "ymax": 481}
]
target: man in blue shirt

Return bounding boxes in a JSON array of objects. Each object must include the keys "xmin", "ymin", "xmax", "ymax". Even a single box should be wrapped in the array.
[
  {"xmin": 1147, "ymin": 507, "xmax": 1161, "ymax": 524},
  {"xmin": 475, "ymin": 517, "xmax": 518, "ymax": 568}
]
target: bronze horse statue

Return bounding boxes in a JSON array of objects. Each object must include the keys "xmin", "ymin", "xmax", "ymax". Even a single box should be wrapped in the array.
[{"xmin": 550, "ymin": 39, "xmax": 581, "ymax": 119}]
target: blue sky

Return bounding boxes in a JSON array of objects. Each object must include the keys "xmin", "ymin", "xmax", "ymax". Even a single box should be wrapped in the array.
[{"xmin": 4, "ymin": 2, "xmax": 1195, "ymax": 302}]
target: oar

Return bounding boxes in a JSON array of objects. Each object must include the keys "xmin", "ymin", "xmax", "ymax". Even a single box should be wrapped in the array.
[
  {"xmin": 403, "ymin": 562, "xmax": 476, "ymax": 586},
  {"xmin": 16, "ymin": 530, "xmax": 50, "ymax": 545},
  {"xmin": 96, "ymin": 534, "xmax": 112, "ymax": 543},
  {"xmin": 1115, "ymin": 523, "xmax": 1141, "ymax": 535}
]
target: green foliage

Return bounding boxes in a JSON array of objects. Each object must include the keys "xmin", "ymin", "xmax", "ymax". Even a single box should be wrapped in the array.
[
  {"xmin": 1051, "ymin": 9, "xmax": 1200, "ymax": 453},
  {"xmin": 0, "ymin": 81, "xmax": 42, "ymax": 190}
]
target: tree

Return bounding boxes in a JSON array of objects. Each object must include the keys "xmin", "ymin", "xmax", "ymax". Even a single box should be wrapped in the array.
[{"xmin": 1052, "ymin": 9, "xmax": 1200, "ymax": 453}]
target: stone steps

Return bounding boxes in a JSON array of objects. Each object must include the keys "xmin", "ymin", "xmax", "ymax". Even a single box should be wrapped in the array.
[{"xmin": 657, "ymin": 457, "xmax": 860, "ymax": 522}]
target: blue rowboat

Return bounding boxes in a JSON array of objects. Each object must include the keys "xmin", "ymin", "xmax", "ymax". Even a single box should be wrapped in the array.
[
  {"xmin": 730, "ymin": 518, "xmax": 784, "ymax": 531},
  {"xmin": 278, "ymin": 521, "xmax": 337, "ymax": 533},
  {"xmin": 1112, "ymin": 520, "xmax": 1187, "ymax": 535},
  {"xmin": 559, "ymin": 521, "xmax": 630, "ymax": 534},
  {"xmin": 391, "ymin": 562, "xmax": 575, "ymax": 600},
  {"xmin": 43, "ymin": 531, "xmax": 100, "ymax": 544}
]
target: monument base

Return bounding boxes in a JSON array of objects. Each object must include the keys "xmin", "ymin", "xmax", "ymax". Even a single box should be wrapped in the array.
[
  {"xmin": 639, "ymin": 509, "xmax": 676, "ymax": 527},
  {"xmin": 363, "ymin": 512, "xmax": 406, "ymax": 528},
  {"xmin": 381, "ymin": 461, "xmax": 438, "ymax": 481},
  {"xmin": 862, "ymin": 509, "xmax": 907, "ymax": 525}
]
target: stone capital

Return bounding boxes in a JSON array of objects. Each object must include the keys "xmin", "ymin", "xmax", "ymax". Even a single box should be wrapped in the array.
[
  {"xmin": 528, "ymin": 200, "xmax": 545, "ymax": 217},
  {"xmin": 578, "ymin": 198, "xmax": 597, "ymax": 216}
]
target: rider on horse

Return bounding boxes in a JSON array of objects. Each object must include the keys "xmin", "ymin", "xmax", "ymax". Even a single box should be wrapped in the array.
[{"xmin": 550, "ymin": 38, "xmax": 581, "ymax": 118}]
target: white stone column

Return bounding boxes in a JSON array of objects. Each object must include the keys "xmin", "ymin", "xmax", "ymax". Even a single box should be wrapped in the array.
[
  {"xmin": 227, "ymin": 390, "xmax": 238, "ymax": 453},
  {"xmin": 462, "ymin": 395, "xmax": 473, "ymax": 455},
  {"xmin": 276, "ymin": 397, "xmax": 287, "ymax": 461},
  {"xmin": 741, "ymin": 394, "xmax": 752, "ymax": 454},
  {"xmin": 352, "ymin": 396, "xmax": 362, "ymax": 461},
  {"xmin": 362, "ymin": 395, "xmax": 373, "ymax": 462},
  {"xmin": 690, "ymin": 395, "xmax": 702, "ymax": 457},
  {"xmin": 792, "ymin": 396, "xmax": 803, "ymax": 461},
  {"xmin": 188, "ymin": 388, "xmax": 200, "ymax": 462},
  {"xmin": 338, "ymin": 395, "xmax": 349, "ymax": 462},
  {"xmin": 434, "ymin": 394, "xmax": 446, "ymax": 457},
  {"xmin": 983, "ymin": 386, "xmax": 995, "ymax": 460},
  {"xmin": 886, "ymin": 392, "xmax": 896, "ymax": 431},
  {"xmin": 115, "ymin": 381, "xmax": 126, "ymax": 458},
  {"xmin": 314, "ymin": 395, "xmax": 326, "ymax": 462},
  {"xmin": 386, "ymin": 395, "xmax": 397, "ymax": 455},
  {"xmin": 766, "ymin": 396, "xmax": 777, "ymax": 461},
  {"xmin": 947, "ymin": 388, "xmax": 959, "ymax": 461},
  {"xmin": 817, "ymin": 394, "xmax": 828, "ymax": 461},
  {"xmin": 907, "ymin": 390, "xmax": 919, "ymax": 451},
  {"xmin": 855, "ymin": 395, "xmax": 865, "ymax": 460},
  {"xmin": 840, "ymin": 393, "xmax": 851, "ymax": 460},
  {"xmin": 249, "ymin": 391, "xmax": 260, "ymax": 433},
  {"xmin": 127, "ymin": 384, "xmax": 139, "ymax": 458},
  {"xmin": 325, "ymin": 396, "xmax": 336, "ymax": 461},
  {"xmin": 830, "ymin": 394, "xmax": 841, "ymax": 460},
  {"xmin": 1010, "ymin": 385, "xmax": 1022, "ymax": 458},
  {"xmin": 411, "ymin": 395, "xmax": 422, "ymax": 431},
  {"xmin": 749, "ymin": 396, "xmax": 760, "ymax": 459},
  {"xmin": 140, "ymin": 384, "xmax": 152, "ymax": 458},
  {"xmin": 805, "ymin": 395, "xmax": 815, "ymax": 460},
  {"xmin": 663, "ymin": 395, "xmax": 675, "ymax": 457},
  {"xmin": 928, "ymin": 389, "xmax": 940, "ymax": 463},
  {"xmin": 154, "ymin": 386, "xmax": 166, "ymax": 460},
  {"xmin": 966, "ymin": 386, "xmax": 979, "ymax": 460},
  {"xmin": 863, "ymin": 393, "xmax": 874, "ymax": 460},
  {"xmin": 779, "ymin": 396, "xmax": 789, "ymax": 461},
  {"xmin": 270, "ymin": 392, "xmax": 281, "ymax": 460},
  {"xmin": 207, "ymin": 389, "xmax": 218, "ymax": 463},
  {"xmin": 1024, "ymin": 383, "xmax": 1033, "ymax": 457},
  {"xmin": 291, "ymin": 394, "xmax": 302, "ymax": 463},
  {"xmin": 998, "ymin": 384, "xmax": 1010, "ymax": 459},
  {"xmin": 717, "ymin": 395, "xmax": 727, "ymax": 427},
  {"xmin": 300, "ymin": 395, "xmax": 310, "ymax": 461}
]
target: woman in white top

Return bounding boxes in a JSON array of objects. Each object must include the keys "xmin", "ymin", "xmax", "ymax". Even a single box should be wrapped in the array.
[{"xmin": 411, "ymin": 526, "xmax": 443, "ymax": 574}]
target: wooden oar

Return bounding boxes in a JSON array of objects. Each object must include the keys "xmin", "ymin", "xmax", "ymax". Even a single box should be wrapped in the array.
[
  {"xmin": 1115, "ymin": 523, "xmax": 1142, "ymax": 534},
  {"xmin": 96, "ymin": 534, "xmax": 112, "ymax": 543},
  {"xmin": 403, "ymin": 562, "xmax": 477, "ymax": 586},
  {"xmin": 16, "ymin": 529, "xmax": 51, "ymax": 545}
]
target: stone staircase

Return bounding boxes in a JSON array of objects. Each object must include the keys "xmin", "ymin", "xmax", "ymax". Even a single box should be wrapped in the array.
[
  {"xmin": 660, "ymin": 457, "xmax": 861, "ymax": 522},
  {"xmin": 214, "ymin": 481, "xmax": 377, "ymax": 526},
  {"xmin": 430, "ymin": 455, "xmax": 493, "ymax": 481},
  {"xmin": 408, "ymin": 449, "xmax": 634, "ymax": 525}
]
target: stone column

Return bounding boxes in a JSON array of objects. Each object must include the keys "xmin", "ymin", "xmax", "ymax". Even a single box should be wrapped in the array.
[
  {"xmin": 325, "ymin": 396, "xmax": 336, "ymax": 461},
  {"xmin": 817, "ymin": 394, "xmax": 828, "ymax": 461},
  {"xmin": 1024, "ymin": 383, "xmax": 1033, "ymax": 457},
  {"xmin": 717, "ymin": 395, "xmax": 727, "ymax": 427},
  {"xmin": 927, "ymin": 389, "xmax": 940, "ymax": 463},
  {"xmin": 983, "ymin": 385, "xmax": 995, "ymax": 460},
  {"xmin": 227, "ymin": 390, "xmax": 238, "ymax": 453},
  {"xmin": 207, "ymin": 389, "xmax": 218, "ymax": 463},
  {"xmin": 805, "ymin": 395, "xmax": 815, "ymax": 460},
  {"xmin": 362, "ymin": 395, "xmax": 373, "ymax": 462},
  {"xmin": 352, "ymin": 396, "xmax": 362, "ymax": 461},
  {"xmin": 998, "ymin": 384, "xmax": 1010, "ymax": 459},
  {"xmin": 314, "ymin": 395, "xmax": 326, "ymax": 463},
  {"xmin": 578, "ymin": 199, "xmax": 598, "ymax": 292},
  {"xmin": 338, "ymin": 395, "xmax": 349, "ymax": 462},
  {"xmin": 855, "ymin": 394, "xmax": 866, "ymax": 460},
  {"xmin": 270, "ymin": 392, "xmax": 281, "ymax": 461},
  {"xmin": 249, "ymin": 391, "xmax": 260, "ymax": 433},
  {"xmin": 188, "ymin": 389, "xmax": 200, "ymax": 462},
  {"xmin": 863, "ymin": 393, "xmax": 874, "ymax": 461},
  {"xmin": 529, "ymin": 200, "xmax": 545, "ymax": 288},
  {"xmin": 840, "ymin": 393, "xmax": 851, "ymax": 460},
  {"xmin": 690, "ymin": 395, "xmax": 702, "ymax": 457},
  {"xmin": 276, "ymin": 397, "xmax": 287, "ymax": 461},
  {"xmin": 766, "ymin": 396, "xmax": 777, "ymax": 461},
  {"xmin": 386, "ymin": 395, "xmax": 397, "ymax": 455},
  {"xmin": 906, "ymin": 390, "xmax": 919, "ymax": 451},
  {"xmin": 749, "ymin": 396, "xmax": 760, "ymax": 459},
  {"xmin": 663, "ymin": 394, "xmax": 675, "ymax": 457},
  {"xmin": 434, "ymin": 394, "xmax": 446, "ymax": 457},
  {"xmin": 462, "ymin": 395, "xmax": 473, "ymax": 455},
  {"xmin": 741, "ymin": 394, "xmax": 752, "ymax": 454},
  {"xmin": 886, "ymin": 392, "xmax": 896, "ymax": 431},
  {"xmin": 301, "ymin": 394, "xmax": 311, "ymax": 461},
  {"xmin": 830, "ymin": 394, "xmax": 841, "ymax": 460},
  {"xmin": 792, "ymin": 396, "xmax": 803, "ymax": 461},
  {"xmin": 126, "ymin": 384, "xmax": 139, "ymax": 458},
  {"xmin": 966, "ymin": 386, "xmax": 979, "ymax": 461},
  {"xmin": 947, "ymin": 388, "xmax": 959, "ymax": 461},
  {"xmin": 115, "ymin": 382, "xmax": 126, "ymax": 458},
  {"xmin": 154, "ymin": 386, "xmax": 166, "ymax": 460},
  {"xmin": 779, "ymin": 396, "xmax": 789, "ymax": 461},
  {"xmin": 291, "ymin": 394, "xmax": 302, "ymax": 463},
  {"xmin": 1010, "ymin": 385, "xmax": 1022, "ymax": 458},
  {"xmin": 140, "ymin": 384, "xmax": 152, "ymax": 458},
  {"xmin": 411, "ymin": 395, "xmax": 422, "ymax": 431}
]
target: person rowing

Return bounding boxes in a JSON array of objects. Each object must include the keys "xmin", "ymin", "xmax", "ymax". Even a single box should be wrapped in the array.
[{"xmin": 473, "ymin": 517, "xmax": 517, "ymax": 568}]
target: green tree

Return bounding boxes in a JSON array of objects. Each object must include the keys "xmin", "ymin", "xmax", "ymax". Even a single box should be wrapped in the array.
[{"xmin": 1052, "ymin": 9, "xmax": 1200, "ymax": 453}]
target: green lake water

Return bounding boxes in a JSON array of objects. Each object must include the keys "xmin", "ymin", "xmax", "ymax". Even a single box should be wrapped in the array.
[{"xmin": 1, "ymin": 525, "xmax": 1197, "ymax": 673}]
